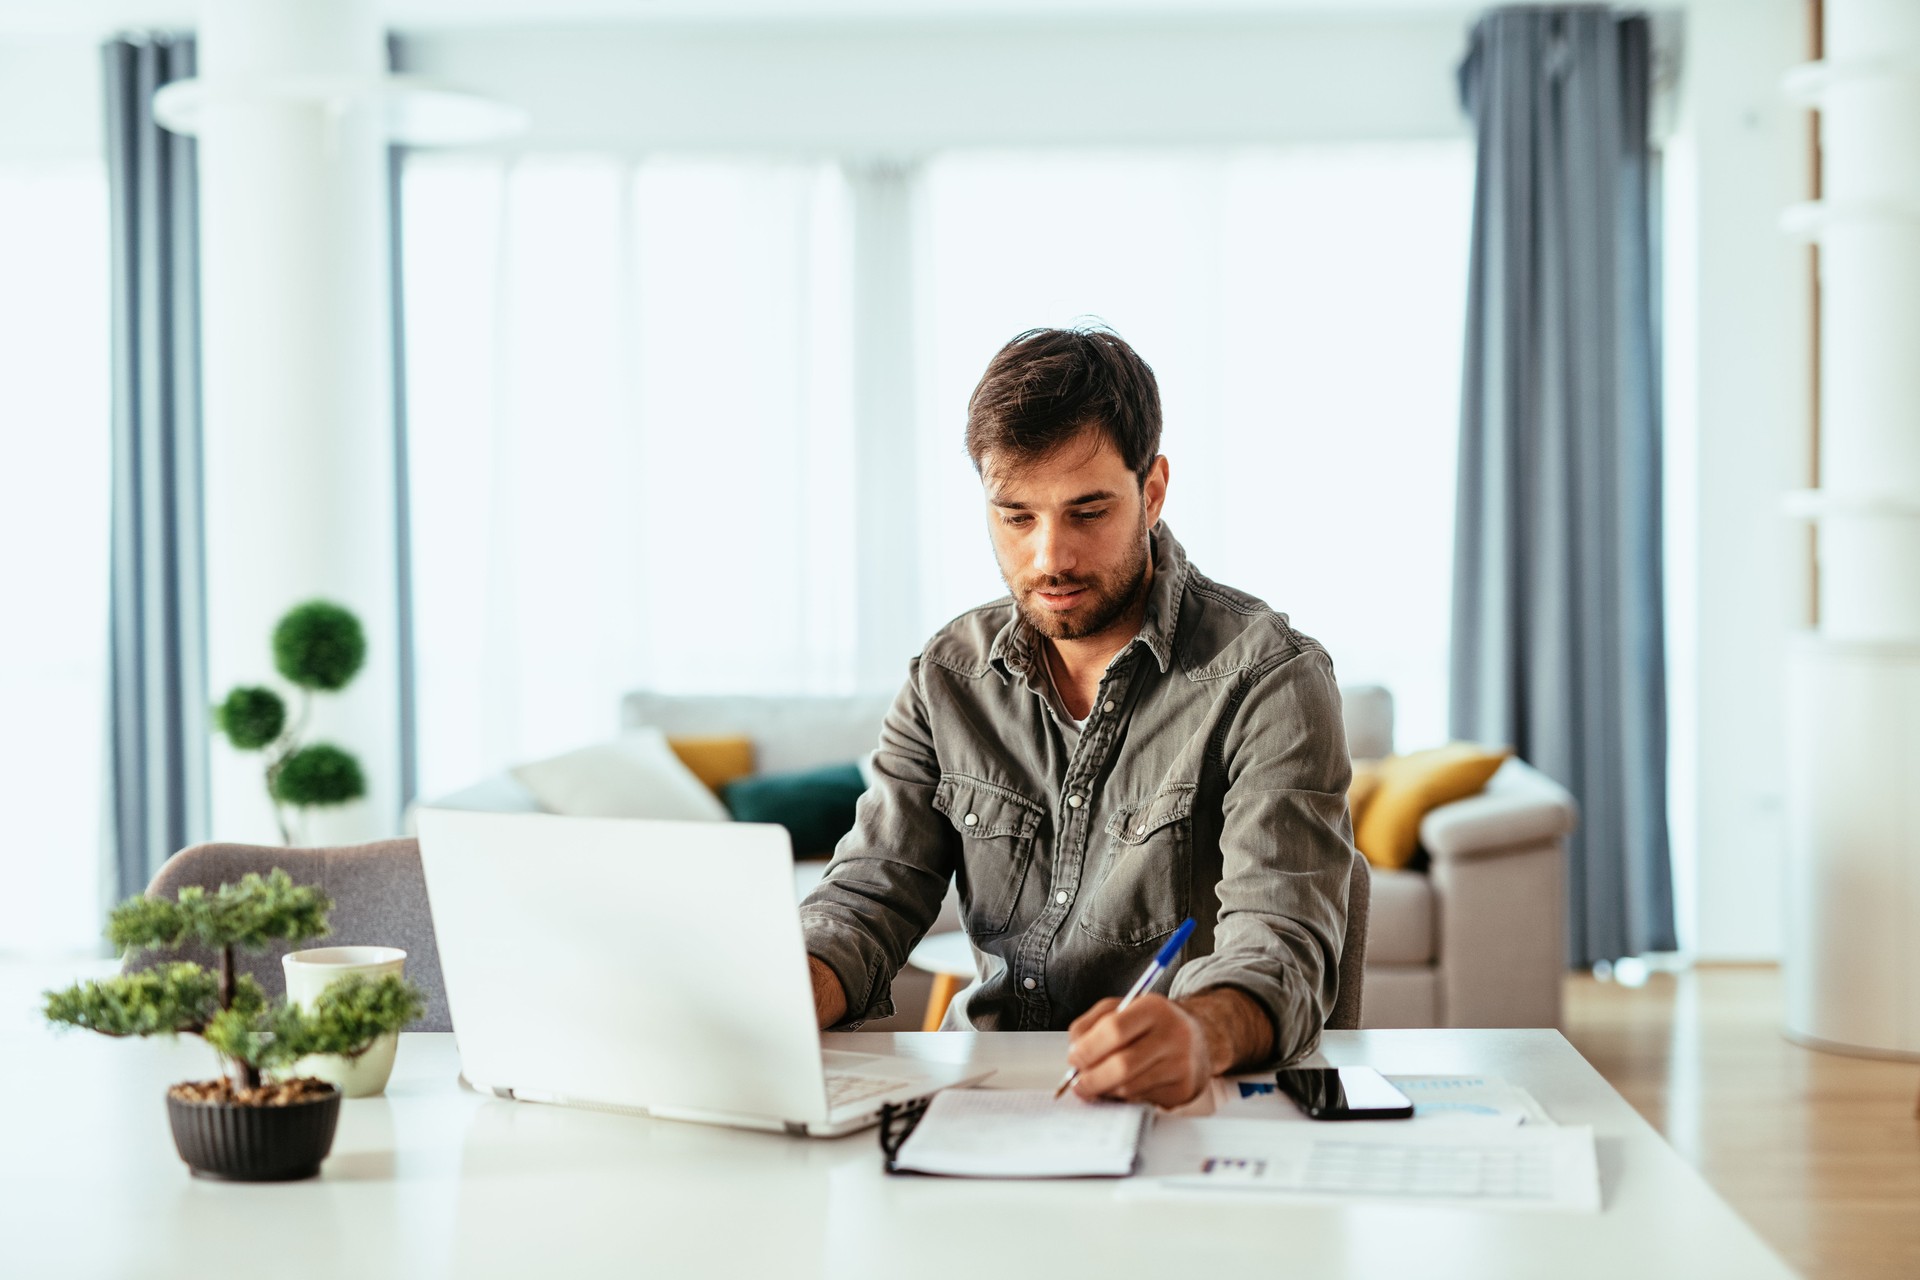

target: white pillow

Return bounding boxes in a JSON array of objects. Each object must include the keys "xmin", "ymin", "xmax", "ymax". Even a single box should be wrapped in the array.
[{"xmin": 509, "ymin": 728, "xmax": 729, "ymax": 822}]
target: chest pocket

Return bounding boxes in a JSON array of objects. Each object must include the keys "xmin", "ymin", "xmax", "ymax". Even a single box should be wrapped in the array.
[
  {"xmin": 933, "ymin": 774, "xmax": 1043, "ymax": 937},
  {"xmin": 1080, "ymin": 783, "xmax": 1195, "ymax": 947}
]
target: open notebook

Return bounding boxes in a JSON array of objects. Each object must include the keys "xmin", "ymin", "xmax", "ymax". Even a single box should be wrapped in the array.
[{"xmin": 886, "ymin": 1089, "xmax": 1152, "ymax": 1178}]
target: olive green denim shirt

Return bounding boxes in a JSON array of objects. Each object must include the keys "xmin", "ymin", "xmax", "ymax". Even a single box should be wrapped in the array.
[{"xmin": 799, "ymin": 523, "xmax": 1354, "ymax": 1067}]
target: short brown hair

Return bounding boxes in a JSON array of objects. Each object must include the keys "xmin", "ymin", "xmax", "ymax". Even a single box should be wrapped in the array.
[{"xmin": 965, "ymin": 325, "xmax": 1162, "ymax": 486}]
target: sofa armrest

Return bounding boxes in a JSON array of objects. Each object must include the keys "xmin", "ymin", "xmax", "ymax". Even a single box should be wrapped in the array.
[
  {"xmin": 1419, "ymin": 759, "xmax": 1577, "ymax": 861},
  {"xmin": 1421, "ymin": 758, "xmax": 1574, "ymax": 1028}
]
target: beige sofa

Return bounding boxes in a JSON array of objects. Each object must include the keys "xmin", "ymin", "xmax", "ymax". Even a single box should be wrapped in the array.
[{"xmin": 431, "ymin": 684, "xmax": 1576, "ymax": 1030}]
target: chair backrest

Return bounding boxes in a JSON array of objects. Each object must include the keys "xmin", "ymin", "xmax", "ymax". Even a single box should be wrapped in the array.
[
  {"xmin": 124, "ymin": 838, "xmax": 450, "ymax": 1032},
  {"xmin": 1325, "ymin": 850, "xmax": 1370, "ymax": 1031}
]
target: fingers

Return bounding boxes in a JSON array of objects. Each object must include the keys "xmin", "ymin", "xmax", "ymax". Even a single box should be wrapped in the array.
[
  {"xmin": 1064, "ymin": 996, "xmax": 1211, "ymax": 1107},
  {"xmin": 1071, "ymin": 1034, "xmax": 1187, "ymax": 1103},
  {"xmin": 1066, "ymin": 997, "xmax": 1121, "ymax": 1038},
  {"xmin": 1066, "ymin": 995, "xmax": 1160, "ymax": 1070}
]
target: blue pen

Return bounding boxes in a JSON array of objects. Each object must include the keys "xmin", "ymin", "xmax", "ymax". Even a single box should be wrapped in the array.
[{"xmin": 1054, "ymin": 917, "xmax": 1197, "ymax": 1099}]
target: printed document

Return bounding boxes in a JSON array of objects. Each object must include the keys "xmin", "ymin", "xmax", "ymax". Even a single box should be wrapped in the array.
[{"xmin": 1126, "ymin": 1117, "xmax": 1601, "ymax": 1211}]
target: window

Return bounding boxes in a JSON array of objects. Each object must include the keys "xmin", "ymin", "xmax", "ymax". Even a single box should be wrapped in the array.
[
  {"xmin": 919, "ymin": 144, "xmax": 1473, "ymax": 750},
  {"xmin": 402, "ymin": 155, "xmax": 855, "ymax": 799},
  {"xmin": 402, "ymin": 141, "xmax": 1472, "ymax": 795}
]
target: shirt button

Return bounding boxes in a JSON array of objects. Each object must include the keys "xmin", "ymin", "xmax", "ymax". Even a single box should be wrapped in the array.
[
  {"xmin": 963, "ymin": 813, "xmax": 978, "ymax": 826},
  {"xmin": 1055, "ymin": 890, "xmax": 1069, "ymax": 905},
  {"xmin": 1067, "ymin": 794, "xmax": 1083, "ymax": 809},
  {"xmin": 1102, "ymin": 700, "xmax": 1115, "ymax": 713},
  {"xmin": 1022, "ymin": 977, "xmax": 1037, "ymax": 990},
  {"xmin": 1136, "ymin": 824, "xmax": 1147, "ymax": 835}
]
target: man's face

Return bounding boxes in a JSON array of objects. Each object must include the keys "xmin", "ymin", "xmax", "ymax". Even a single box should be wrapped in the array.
[{"xmin": 983, "ymin": 428, "xmax": 1169, "ymax": 644}]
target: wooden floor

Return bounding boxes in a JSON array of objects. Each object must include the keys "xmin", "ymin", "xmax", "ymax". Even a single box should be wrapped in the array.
[{"xmin": 1563, "ymin": 966, "xmax": 1920, "ymax": 1280}]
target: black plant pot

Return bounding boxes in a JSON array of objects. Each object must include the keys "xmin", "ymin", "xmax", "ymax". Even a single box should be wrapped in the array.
[{"xmin": 165, "ymin": 1085, "xmax": 342, "ymax": 1182}]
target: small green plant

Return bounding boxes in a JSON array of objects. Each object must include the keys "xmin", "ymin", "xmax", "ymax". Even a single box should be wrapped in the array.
[
  {"xmin": 213, "ymin": 600, "xmax": 369, "ymax": 845},
  {"xmin": 42, "ymin": 870, "xmax": 424, "ymax": 1100}
]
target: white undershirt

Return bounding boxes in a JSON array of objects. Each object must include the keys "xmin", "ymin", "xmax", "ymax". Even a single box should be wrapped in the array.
[{"xmin": 1040, "ymin": 643, "xmax": 1089, "ymax": 739}]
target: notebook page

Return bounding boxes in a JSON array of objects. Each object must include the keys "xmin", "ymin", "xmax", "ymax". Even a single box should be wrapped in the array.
[{"xmin": 893, "ymin": 1089, "xmax": 1150, "ymax": 1178}]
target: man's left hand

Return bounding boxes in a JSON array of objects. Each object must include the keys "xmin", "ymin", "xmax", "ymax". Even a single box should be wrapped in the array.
[{"xmin": 1064, "ymin": 994, "xmax": 1213, "ymax": 1107}]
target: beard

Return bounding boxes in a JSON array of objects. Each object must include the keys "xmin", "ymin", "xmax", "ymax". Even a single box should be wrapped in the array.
[{"xmin": 1005, "ymin": 515, "xmax": 1153, "ymax": 643}]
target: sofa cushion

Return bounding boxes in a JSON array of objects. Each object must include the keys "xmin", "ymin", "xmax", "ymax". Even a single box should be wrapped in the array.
[
  {"xmin": 667, "ymin": 735, "xmax": 756, "ymax": 794},
  {"xmin": 1354, "ymin": 743, "xmax": 1511, "ymax": 869},
  {"xmin": 1364, "ymin": 867, "xmax": 1435, "ymax": 966},
  {"xmin": 1339, "ymin": 684, "xmax": 1394, "ymax": 760},
  {"xmin": 723, "ymin": 762, "xmax": 867, "ymax": 858},
  {"xmin": 509, "ymin": 728, "xmax": 729, "ymax": 822}
]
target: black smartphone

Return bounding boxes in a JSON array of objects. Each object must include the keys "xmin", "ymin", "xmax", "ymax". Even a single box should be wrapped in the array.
[{"xmin": 1274, "ymin": 1067, "xmax": 1414, "ymax": 1120}]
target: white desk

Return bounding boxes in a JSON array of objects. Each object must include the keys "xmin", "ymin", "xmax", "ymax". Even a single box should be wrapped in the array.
[{"xmin": 2, "ymin": 1028, "xmax": 1795, "ymax": 1279}]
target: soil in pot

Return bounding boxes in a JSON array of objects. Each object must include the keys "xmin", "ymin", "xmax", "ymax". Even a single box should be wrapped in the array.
[{"xmin": 165, "ymin": 1077, "xmax": 342, "ymax": 1181}]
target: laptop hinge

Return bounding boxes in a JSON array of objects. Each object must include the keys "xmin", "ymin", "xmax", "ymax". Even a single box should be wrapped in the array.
[
  {"xmin": 784, "ymin": 1121, "xmax": 808, "ymax": 1136},
  {"xmin": 491, "ymin": 1086, "xmax": 516, "ymax": 1100}
]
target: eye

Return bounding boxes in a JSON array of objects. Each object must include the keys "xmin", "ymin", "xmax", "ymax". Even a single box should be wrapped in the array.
[
  {"xmin": 1002, "ymin": 513, "xmax": 1033, "ymax": 527},
  {"xmin": 1075, "ymin": 509, "xmax": 1108, "ymax": 522}
]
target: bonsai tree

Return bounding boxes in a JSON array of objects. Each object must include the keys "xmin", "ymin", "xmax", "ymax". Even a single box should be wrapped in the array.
[
  {"xmin": 213, "ymin": 600, "xmax": 369, "ymax": 845},
  {"xmin": 43, "ymin": 870, "xmax": 424, "ymax": 1102}
]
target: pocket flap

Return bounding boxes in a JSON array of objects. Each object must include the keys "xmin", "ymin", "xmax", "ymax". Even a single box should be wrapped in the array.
[
  {"xmin": 1108, "ymin": 784, "xmax": 1197, "ymax": 845},
  {"xmin": 934, "ymin": 775, "xmax": 1043, "ymax": 840}
]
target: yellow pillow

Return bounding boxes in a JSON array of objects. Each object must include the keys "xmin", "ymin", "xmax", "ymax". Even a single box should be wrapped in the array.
[
  {"xmin": 1347, "ymin": 759, "xmax": 1385, "ymax": 829},
  {"xmin": 1353, "ymin": 743, "xmax": 1511, "ymax": 871},
  {"xmin": 666, "ymin": 736, "xmax": 757, "ymax": 795}
]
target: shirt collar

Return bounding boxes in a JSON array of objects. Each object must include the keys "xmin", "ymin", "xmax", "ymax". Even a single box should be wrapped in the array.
[{"xmin": 988, "ymin": 520, "xmax": 1188, "ymax": 680}]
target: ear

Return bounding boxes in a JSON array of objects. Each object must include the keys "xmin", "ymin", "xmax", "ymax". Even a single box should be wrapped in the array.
[{"xmin": 1142, "ymin": 455, "xmax": 1170, "ymax": 527}]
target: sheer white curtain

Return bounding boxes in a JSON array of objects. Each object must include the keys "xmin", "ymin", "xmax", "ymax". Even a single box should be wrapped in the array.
[
  {"xmin": 917, "ymin": 143, "xmax": 1474, "ymax": 751},
  {"xmin": 402, "ymin": 155, "xmax": 856, "ymax": 799},
  {"xmin": 0, "ymin": 162, "xmax": 111, "ymax": 952},
  {"xmin": 403, "ymin": 143, "xmax": 1471, "ymax": 798}
]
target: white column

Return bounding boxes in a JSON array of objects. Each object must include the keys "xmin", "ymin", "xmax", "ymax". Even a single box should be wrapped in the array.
[
  {"xmin": 196, "ymin": 0, "xmax": 400, "ymax": 846},
  {"xmin": 1783, "ymin": 0, "xmax": 1920, "ymax": 1058},
  {"xmin": 848, "ymin": 160, "xmax": 924, "ymax": 691}
]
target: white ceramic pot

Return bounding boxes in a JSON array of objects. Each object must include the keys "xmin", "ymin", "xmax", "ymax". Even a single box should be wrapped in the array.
[{"xmin": 281, "ymin": 946, "xmax": 407, "ymax": 1098}]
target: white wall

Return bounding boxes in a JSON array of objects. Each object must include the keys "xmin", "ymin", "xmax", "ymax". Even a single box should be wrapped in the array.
[{"xmin": 1665, "ymin": 0, "xmax": 1814, "ymax": 960}]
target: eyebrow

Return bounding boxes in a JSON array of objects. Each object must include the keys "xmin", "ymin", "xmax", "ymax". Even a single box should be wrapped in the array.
[{"xmin": 990, "ymin": 490, "xmax": 1119, "ymax": 511}]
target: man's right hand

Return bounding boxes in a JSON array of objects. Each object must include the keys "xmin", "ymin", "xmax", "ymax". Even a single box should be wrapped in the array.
[{"xmin": 807, "ymin": 955, "xmax": 847, "ymax": 1029}]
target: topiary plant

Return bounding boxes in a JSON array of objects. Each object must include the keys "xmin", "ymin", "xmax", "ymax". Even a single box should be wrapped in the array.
[
  {"xmin": 42, "ymin": 870, "xmax": 424, "ymax": 1100},
  {"xmin": 212, "ymin": 600, "xmax": 368, "ymax": 845}
]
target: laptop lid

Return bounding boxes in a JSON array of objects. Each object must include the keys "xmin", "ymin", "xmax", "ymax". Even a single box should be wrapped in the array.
[{"xmin": 416, "ymin": 808, "xmax": 831, "ymax": 1126}]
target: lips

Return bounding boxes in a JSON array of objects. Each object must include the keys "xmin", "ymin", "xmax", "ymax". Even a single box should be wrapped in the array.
[{"xmin": 1033, "ymin": 586, "xmax": 1087, "ymax": 611}]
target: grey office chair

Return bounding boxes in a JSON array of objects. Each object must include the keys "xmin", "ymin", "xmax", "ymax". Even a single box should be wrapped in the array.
[
  {"xmin": 1325, "ymin": 849, "xmax": 1370, "ymax": 1031},
  {"xmin": 123, "ymin": 838, "xmax": 451, "ymax": 1032}
]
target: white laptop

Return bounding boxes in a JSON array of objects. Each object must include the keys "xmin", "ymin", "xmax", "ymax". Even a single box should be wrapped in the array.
[{"xmin": 415, "ymin": 808, "xmax": 987, "ymax": 1136}]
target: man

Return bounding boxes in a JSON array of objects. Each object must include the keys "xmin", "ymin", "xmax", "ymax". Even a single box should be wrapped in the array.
[{"xmin": 800, "ymin": 326, "xmax": 1353, "ymax": 1108}]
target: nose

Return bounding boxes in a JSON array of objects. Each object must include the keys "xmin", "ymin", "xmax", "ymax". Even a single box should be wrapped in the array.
[{"xmin": 1032, "ymin": 517, "xmax": 1076, "ymax": 581}]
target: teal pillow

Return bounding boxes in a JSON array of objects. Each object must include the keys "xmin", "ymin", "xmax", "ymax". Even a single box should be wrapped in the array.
[{"xmin": 721, "ymin": 762, "xmax": 867, "ymax": 859}]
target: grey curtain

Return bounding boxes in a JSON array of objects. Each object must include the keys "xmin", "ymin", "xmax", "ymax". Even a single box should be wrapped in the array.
[
  {"xmin": 388, "ymin": 34, "xmax": 420, "ymax": 812},
  {"xmin": 104, "ymin": 33, "xmax": 208, "ymax": 901},
  {"xmin": 1452, "ymin": 7, "xmax": 1676, "ymax": 965}
]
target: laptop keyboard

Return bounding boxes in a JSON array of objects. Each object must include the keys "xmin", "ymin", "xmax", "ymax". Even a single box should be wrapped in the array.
[{"xmin": 825, "ymin": 1072, "xmax": 914, "ymax": 1109}]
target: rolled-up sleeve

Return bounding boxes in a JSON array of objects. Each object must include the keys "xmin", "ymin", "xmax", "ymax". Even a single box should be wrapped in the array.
[
  {"xmin": 799, "ymin": 658, "xmax": 956, "ymax": 1026},
  {"xmin": 1169, "ymin": 644, "xmax": 1354, "ymax": 1066}
]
